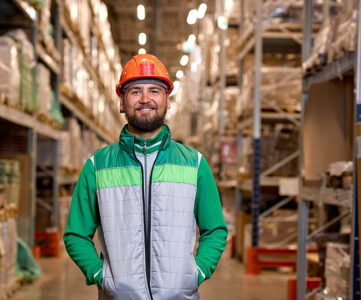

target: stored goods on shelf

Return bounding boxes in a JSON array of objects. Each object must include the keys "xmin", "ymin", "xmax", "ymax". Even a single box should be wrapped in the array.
[
  {"xmin": 0, "ymin": 36, "xmax": 20, "ymax": 107},
  {"xmin": 36, "ymin": 63, "xmax": 52, "ymax": 120},
  {"xmin": 303, "ymin": 5, "xmax": 358, "ymax": 73},
  {"xmin": 7, "ymin": 30, "xmax": 39, "ymax": 114},
  {"xmin": 324, "ymin": 242, "xmax": 350, "ymax": 300},
  {"xmin": 0, "ymin": 160, "xmax": 20, "ymax": 209},
  {"xmin": 0, "ymin": 218, "xmax": 17, "ymax": 298},
  {"xmin": 237, "ymin": 66, "xmax": 301, "ymax": 118}
]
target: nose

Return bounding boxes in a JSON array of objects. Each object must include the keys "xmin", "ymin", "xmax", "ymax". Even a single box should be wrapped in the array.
[{"xmin": 139, "ymin": 91, "xmax": 151, "ymax": 103}]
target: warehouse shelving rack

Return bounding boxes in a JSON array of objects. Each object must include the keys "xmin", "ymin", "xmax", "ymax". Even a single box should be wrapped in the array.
[
  {"xmin": 0, "ymin": 0, "xmax": 122, "ymax": 246},
  {"xmin": 236, "ymin": 0, "xmax": 307, "ymax": 264},
  {"xmin": 296, "ymin": 0, "xmax": 360, "ymax": 299}
]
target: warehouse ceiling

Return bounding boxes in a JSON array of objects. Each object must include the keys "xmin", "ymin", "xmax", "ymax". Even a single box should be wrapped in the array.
[{"xmin": 103, "ymin": 0, "xmax": 216, "ymax": 81}]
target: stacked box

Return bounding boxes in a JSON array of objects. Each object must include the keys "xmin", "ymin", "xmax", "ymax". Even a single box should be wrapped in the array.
[
  {"xmin": 324, "ymin": 242, "xmax": 350, "ymax": 299},
  {"xmin": 0, "ymin": 36, "xmax": 20, "ymax": 107},
  {"xmin": 36, "ymin": 63, "xmax": 52, "ymax": 118}
]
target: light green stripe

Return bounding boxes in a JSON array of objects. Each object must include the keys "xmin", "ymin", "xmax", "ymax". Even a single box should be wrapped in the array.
[
  {"xmin": 96, "ymin": 167, "xmax": 142, "ymax": 189},
  {"xmin": 153, "ymin": 164, "xmax": 197, "ymax": 186}
]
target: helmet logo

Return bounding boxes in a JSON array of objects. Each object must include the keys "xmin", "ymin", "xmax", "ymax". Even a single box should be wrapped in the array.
[{"xmin": 140, "ymin": 63, "xmax": 155, "ymax": 76}]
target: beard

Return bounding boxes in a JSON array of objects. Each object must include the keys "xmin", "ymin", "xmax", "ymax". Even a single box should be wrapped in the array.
[{"xmin": 124, "ymin": 103, "xmax": 167, "ymax": 132}]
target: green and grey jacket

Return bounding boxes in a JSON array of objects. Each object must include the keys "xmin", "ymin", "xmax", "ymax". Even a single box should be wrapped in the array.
[{"xmin": 64, "ymin": 125, "xmax": 228, "ymax": 300}]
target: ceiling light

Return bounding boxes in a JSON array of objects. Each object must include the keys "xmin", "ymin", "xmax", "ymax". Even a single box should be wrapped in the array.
[
  {"xmin": 137, "ymin": 4, "xmax": 145, "ymax": 20},
  {"xmin": 138, "ymin": 48, "xmax": 146, "ymax": 54},
  {"xmin": 138, "ymin": 32, "xmax": 146, "ymax": 45},
  {"xmin": 217, "ymin": 16, "xmax": 228, "ymax": 30},
  {"xmin": 170, "ymin": 80, "xmax": 180, "ymax": 97},
  {"xmin": 176, "ymin": 70, "xmax": 184, "ymax": 79},
  {"xmin": 180, "ymin": 55, "xmax": 189, "ymax": 66},
  {"xmin": 197, "ymin": 3, "xmax": 207, "ymax": 19},
  {"xmin": 191, "ymin": 62, "xmax": 197, "ymax": 73},
  {"xmin": 187, "ymin": 34, "xmax": 196, "ymax": 45},
  {"xmin": 187, "ymin": 9, "xmax": 198, "ymax": 25}
]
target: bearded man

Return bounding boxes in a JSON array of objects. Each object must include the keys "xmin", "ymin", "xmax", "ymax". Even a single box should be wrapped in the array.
[{"xmin": 64, "ymin": 54, "xmax": 228, "ymax": 300}]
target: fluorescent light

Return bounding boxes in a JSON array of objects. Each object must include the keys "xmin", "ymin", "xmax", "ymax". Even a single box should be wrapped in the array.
[
  {"xmin": 187, "ymin": 34, "xmax": 196, "ymax": 45},
  {"xmin": 170, "ymin": 80, "xmax": 180, "ymax": 97},
  {"xmin": 137, "ymin": 5, "xmax": 145, "ymax": 20},
  {"xmin": 191, "ymin": 62, "xmax": 197, "ymax": 73},
  {"xmin": 180, "ymin": 55, "xmax": 189, "ymax": 66},
  {"xmin": 108, "ymin": 48, "xmax": 114, "ymax": 58},
  {"xmin": 138, "ymin": 32, "xmax": 146, "ymax": 45},
  {"xmin": 217, "ymin": 16, "xmax": 228, "ymax": 30},
  {"xmin": 187, "ymin": 9, "xmax": 198, "ymax": 25},
  {"xmin": 99, "ymin": 3, "xmax": 108, "ymax": 21},
  {"xmin": 197, "ymin": 3, "xmax": 207, "ymax": 19},
  {"xmin": 176, "ymin": 70, "xmax": 184, "ymax": 79},
  {"xmin": 138, "ymin": 48, "xmax": 146, "ymax": 54}
]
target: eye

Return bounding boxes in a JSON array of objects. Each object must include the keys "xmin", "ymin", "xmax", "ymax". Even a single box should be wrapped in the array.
[
  {"xmin": 131, "ymin": 90, "xmax": 141, "ymax": 95},
  {"xmin": 150, "ymin": 90, "xmax": 159, "ymax": 94}
]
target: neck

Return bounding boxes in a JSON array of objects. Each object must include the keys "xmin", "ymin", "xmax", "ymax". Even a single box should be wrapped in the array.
[{"xmin": 127, "ymin": 124, "xmax": 163, "ymax": 139}]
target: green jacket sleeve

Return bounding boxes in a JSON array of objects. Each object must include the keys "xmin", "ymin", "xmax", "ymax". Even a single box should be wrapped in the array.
[
  {"xmin": 194, "ymin": 155, "xmax": 228, "ymax": 286},
  {"xmin": 63, "ymin": 157, "xmax": 103, "ymax": 287}
]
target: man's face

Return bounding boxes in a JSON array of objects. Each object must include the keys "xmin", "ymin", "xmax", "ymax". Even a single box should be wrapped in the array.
[{"xmin": 120, "ymin": 83, "xmax": 170, "ymax": 132}]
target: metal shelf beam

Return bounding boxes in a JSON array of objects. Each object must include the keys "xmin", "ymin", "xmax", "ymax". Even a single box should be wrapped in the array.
[
  {"xmin": 305, "ymin": 52, "xmax": 354, "ymax": 89},
  {"xmin": 0, "ymin": 104, "xmax": 61, "ymax": 140}
]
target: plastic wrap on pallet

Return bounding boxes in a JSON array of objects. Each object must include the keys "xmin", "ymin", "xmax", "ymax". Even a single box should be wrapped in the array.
[
  {"xmin": 0, "ymin": 36, "xmax": 20, "ymax": 107},
  {"xmin": 324, "ymin": 242, "xmax": 350, "ymax": 300},
  {"xmin": 65, "ymin": 118, "xmax": 83, "ymax": 170},
  {"xmin": 303, "ymin": 5, "xmax": 358, "ymax": 73},
  {"xmin": 78, "ymin": 0, "xmax": 90, "ymax": 54},
  {"xmin": 0, "ymin": 160, "xmax": 20, "ymax": 208},
  {"xmin": 63, "ymin": 38, "xmax": 72, "ymax": 90},
  {"xmin": 59, "ymin": 131, "xmax": 71, "ymax": 170},
  {"xmin": 0, "ymin": 218, "xmax": 17, "ymax": 297},
  {"xmin": 7, "ymin": 30, "xmax": 38, "ymax": 114},
  {"xmin": 36, "ymin": 63, "xmax": 52, "ymax": 119}
]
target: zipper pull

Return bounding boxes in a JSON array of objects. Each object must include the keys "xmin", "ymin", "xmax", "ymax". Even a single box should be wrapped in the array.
[{"xmin": 144, "ymin": 139, "xmax": 147, "ymax": 154}]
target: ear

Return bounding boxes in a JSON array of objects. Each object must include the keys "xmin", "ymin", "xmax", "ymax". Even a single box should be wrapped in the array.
[
  {"xmin": 166, "ymin": 96, "xmax": 170, "ymax": 109},
  {"xmin": 119, "ymin": 93, "xmax": 125, "ymax": 113}
]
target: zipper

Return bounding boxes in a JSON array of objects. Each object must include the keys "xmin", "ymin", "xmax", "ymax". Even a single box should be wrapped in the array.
[
  {"xmin": 133, "ymin": 138, "xmax": 153, "ymax": 300},
  {"xmin": 146, "ymin": 133, "xmax": 168, "ymax": 291},
  {"xmin": 133, "ymin": 133, "xmax": 168, "ymax": 300}
]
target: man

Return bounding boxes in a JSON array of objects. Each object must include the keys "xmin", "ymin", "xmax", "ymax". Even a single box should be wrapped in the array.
[{"xmin": 64, "ymin": 54, "xmax": 228, "ymax": 300}]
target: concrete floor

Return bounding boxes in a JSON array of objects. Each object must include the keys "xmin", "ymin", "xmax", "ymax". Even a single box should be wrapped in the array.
[{"xmin": 11, "ymin": 244, "xmax": 291, "ymax": 300}]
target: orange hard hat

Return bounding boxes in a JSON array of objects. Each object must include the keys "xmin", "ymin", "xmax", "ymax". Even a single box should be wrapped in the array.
[{"xmin": 116, "ymin": 54, "xmax": 174, "ymax": 96}]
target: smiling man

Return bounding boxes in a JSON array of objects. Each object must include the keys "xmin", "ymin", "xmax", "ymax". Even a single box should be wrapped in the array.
[{"xmin": 63, "ymin": 54, "xmax": 228, "ymax": 300}]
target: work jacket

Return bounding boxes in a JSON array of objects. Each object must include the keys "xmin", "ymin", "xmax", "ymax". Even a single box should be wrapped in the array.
[{"xmin": 64, "ymin": 125, "xmax": 228, "ymax": 300}]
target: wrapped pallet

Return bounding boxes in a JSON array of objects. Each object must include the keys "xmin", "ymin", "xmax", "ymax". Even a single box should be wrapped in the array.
[
  {"xmin": 324, "ymin": 242, "xmax": 350, "ymax": 300},
  {"xmin": 0, "ymin": 36, "xmax": 20, "ymax": 107},
  {"xmin": 0, "ymin": 218, "xmax": 17, "ymax": 297},
  {"xmin": 36, "ymin": 63, "xmax": 52, "ymax": 119},
  {"xmin": 7, "ymin": 30, "xmax": 39, "ymax": 114},
  {"xmin": 62, "ymin": 38, "xmax": 73, "ymax": 91}
]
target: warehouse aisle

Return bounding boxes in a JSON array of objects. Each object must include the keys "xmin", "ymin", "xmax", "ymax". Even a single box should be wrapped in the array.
[{"xmin": 11, "ymin": 244, "xmax": 290, "ymax": 300}]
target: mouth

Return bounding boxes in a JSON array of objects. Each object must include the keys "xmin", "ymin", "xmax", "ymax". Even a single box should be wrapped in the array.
[{"xmin": 136, "ymin": 107, "xmax": 156, "ymax": 112}]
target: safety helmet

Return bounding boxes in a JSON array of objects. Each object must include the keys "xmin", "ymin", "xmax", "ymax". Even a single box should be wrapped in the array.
[{"xmin": 116, "ymin": 54, "xmax": 174, "ymax": 96}]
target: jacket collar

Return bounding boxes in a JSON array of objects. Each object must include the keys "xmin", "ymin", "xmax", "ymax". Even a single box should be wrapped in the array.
[{"xmin": 119, "ymin": 124, "xmax": 171, "ymax": 154}]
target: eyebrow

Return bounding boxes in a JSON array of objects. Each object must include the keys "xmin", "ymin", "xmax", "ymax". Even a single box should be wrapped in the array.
[{"xmin": 128, "ymin": 86, "xmax": 162, "ymax": 91}]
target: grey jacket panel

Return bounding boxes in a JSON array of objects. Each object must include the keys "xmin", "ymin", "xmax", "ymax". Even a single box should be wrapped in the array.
[
  {"xmin": 97, "ymin": 186, "xmax": 150, "ymax": 300},
  {"xmin": 96, "ymin": 176, "xmax": 200, "ymax": 299},
  {"xmin": 150, "ymin": 182, "xmax": 199, "ymax": 299}
]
